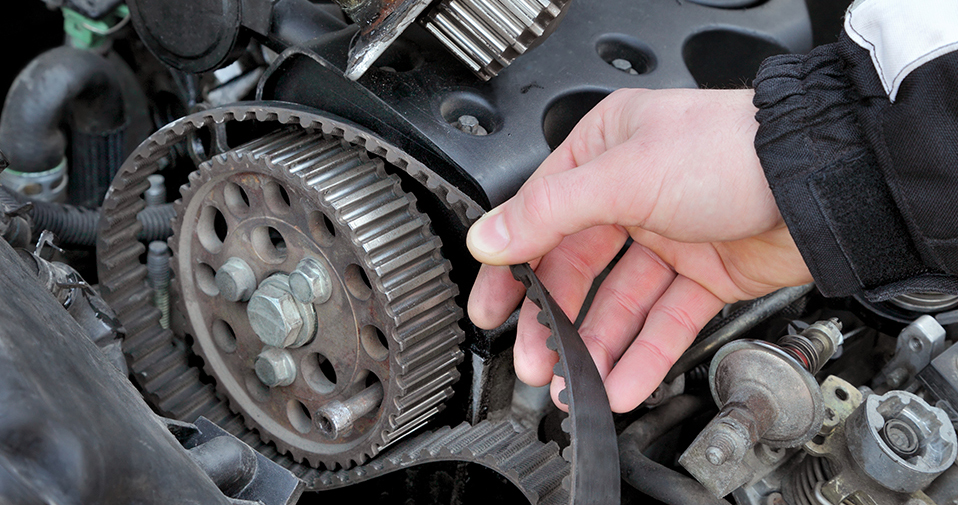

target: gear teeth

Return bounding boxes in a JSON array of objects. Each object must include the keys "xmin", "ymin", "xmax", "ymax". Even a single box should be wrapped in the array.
[
  {"xmin": 422, "ymin": 0, "xmax": 572, "ymax": 80},
  {"xmin": 97, "ymin": 104, "xmax": 547, "ymax": 495},
  {"xmin": 171, "ymin": 128, "xmax": 464, "ymax": 468}
]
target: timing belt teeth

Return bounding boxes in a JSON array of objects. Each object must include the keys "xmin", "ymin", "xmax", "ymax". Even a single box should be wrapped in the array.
[
  {"xmin": 316, "ymin": 420, "xmax": 570, "ymax": 505},
  {"xmin": 422, "ymin": 0, "xmax": 572, "ymax": 80},
  {"xmin": 95, "ymin": 104, "xmax": 578, "ymax": 501}
]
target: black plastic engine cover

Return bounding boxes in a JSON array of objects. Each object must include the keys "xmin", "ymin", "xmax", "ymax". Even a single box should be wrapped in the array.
[
  {"xmin": 0, "ymin": 239, "xmax": 233, "ymax": 505},
  {"xmin": 260, "ymin": 0, "xmax": 812, "ymax": 208}
]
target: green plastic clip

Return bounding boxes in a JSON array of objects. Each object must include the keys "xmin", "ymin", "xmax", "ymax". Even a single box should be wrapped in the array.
[{"xmin": 63, "ymin": 4, "xmax": 130, "ymax": 50}]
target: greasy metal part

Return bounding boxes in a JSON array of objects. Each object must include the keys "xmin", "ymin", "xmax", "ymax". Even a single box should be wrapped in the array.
[
  {"xmin": 666, "ymin": 284, "xmax": 815, "ymax": 383},
  {"xmin": 846, "ymin": 391, "xmax": 957, "ymax": 494},
  {"xmin": 919, "ymin": 338, "xmax": 958, "ymax": 423},
  {"xmin": 147, "ymin": 241, "xmax": 171, "ymax": 329},
  {"xmin": 96, "ymin": 103, "xmax": 479, "ymax": 488},
  {"xmin": 0, "ymin": 160, "xmax": 69, "ymax": 203},
  {"xmin": 889, "ymin": 292, "xmax": 958, "ymax": 313},
  {"xmin": 421, "ymin": 0, "xmax": 572, "ymax": 80},
  {"xmin": 874, "ymin": 315, "xmax": 946, "ymax": 389},
  {"xmin": 619, "ymin": 395, "xmax": 727, "ymax": 505},
  {"xmin": 453, "ymin": 115, "xmax": 488, "ymax": 136},
  {"xmin": 17, "ymin": 245, "xmax": 128, "ymax": 375},
  {"xmin": 793, "ymin": 376, "xmax": 940, "ymax": 505},
  {"xmin": 0, "ymin": 238, "xmax": 234, "ymax": 505},
  {"xmin": 145, "ymin": 174, "xmax": 166, "ymax": 206},
  {"xmin": 344, "ymin": 0, "xmax": 434, "ymax": 80},
  {"xmin": 679, "ymin": 319, "xmax": 842, "ymax": 497},
  {"xmin": 510, "ymin": 263, "xmax": 620, "ymax": 505},
  {"xmin": 644, "ymin": 374, "xmax": 686, "ymax": 408},
  {"xmin": 172, "ymin": 127, "xmax": 464, "ymax": 468},
  {"xmin": 173, "ymin": 417, "xmax": 305, "ymax": 505}
]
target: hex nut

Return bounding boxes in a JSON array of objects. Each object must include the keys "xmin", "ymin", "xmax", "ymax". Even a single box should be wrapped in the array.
[
  {"xmin": 247, "ymin": 274, "xmax": 315, "ymax": 348},
  {"xmin": 255, "ymin": 347, "xmax": 297, "ymax": 387},
  {"xmin": 289, "ymin": 257, "xmax": 332, "ymax": 304},
  {"xmin": 216, "ymin": 257, "xmax": 257, "ymax": 302}
]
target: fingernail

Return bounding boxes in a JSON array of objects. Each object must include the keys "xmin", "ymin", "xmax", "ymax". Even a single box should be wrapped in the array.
[{"xmin": 469, "ymin": 210, "xmax": 510, "ymax": 256}]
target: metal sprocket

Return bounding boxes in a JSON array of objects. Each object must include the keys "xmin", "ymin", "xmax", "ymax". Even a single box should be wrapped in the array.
[{"xmin": 171, "ymin": 127, "xmax": 464, "ymax": 469}]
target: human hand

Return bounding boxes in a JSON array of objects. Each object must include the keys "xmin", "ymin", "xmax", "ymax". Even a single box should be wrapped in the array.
[{"xmin": 466, "ymin": 88, "xmax": 813, "ymax": 413}]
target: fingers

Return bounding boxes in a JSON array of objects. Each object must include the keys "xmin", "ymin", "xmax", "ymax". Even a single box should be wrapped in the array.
[
  {"xmin": 513, "ymin": 226, "xmax": 627, "ymax": 387},
  {"xmin": 577, "ymin": 243, "xmax": 677, "ymax": 377},
  {"xmin": 604, "ymin": 275, "xmax": 725, "ymax": 413},
  {"xmin": 468, "ymin": 264, "xmax": 526, "ymax": 330},
  {"xmin": 546, "ymin": 242, "xmax": 676, "ymax": 409},
  {"xmin": 466, "ymin": 142, "xmax": 657, "ymax": 266}
]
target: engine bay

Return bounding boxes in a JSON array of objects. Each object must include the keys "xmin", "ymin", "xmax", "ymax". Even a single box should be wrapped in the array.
[{"xmin": 3, "ymin": 1, "xmax": 957, "ymax": 504}]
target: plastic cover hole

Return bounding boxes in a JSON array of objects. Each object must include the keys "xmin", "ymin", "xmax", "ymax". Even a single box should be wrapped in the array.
[
  {"xmin": 683, "ymin": 30, "xmax": 787, "ymax": 89},
  {"xmin": 212, "ymin": 319, "xmax": 236, "ymax": 353},
  {"xmin": 287, "ymin": 399, "xmax": 313, "ymax": 434},
  {"xmin": 196, "ymin": 262, "xmax": 219, "ymax": 296},
  {"xmin": 345, "ymin": 264, "xmax": 372, "ymax": 300},
  {"xmin": 361, "ymin": 325, "xmax": 389, "ymax": 361},
  {"xmin": 251, "ymin": 226, "xmax": 287, "ymax": 264},
  {"xmin": 542, "ymin": 91, "xmax": 609, "ymax": 151},
  {"xmin": 440, "ymin": 92, "xmax": 501, "ymax": 135},
  {"xmin": 303, "ymin": 352, "xmax": 337, "ymax": 394},
  {"xmin": 596, "ymin": 34, "xmax": 655, "ymax": 75}
]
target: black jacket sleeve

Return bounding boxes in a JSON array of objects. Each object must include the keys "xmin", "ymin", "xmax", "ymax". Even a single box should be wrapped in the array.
[{"xmin": 752, "ymin": 16, "xmax": 958, "ymax": 302}]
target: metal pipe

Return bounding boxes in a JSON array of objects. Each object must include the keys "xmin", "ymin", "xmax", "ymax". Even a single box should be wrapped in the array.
[
  {"xmin": 618, "ymin": 395, "xmax": 727, "ymax": 505},
  {"xmin": 314, "ymin": 381, "xmax": 384, "ymax": 439},
  {"xmin": 665, "ymin": 283, "xmax": 815, "ymax": 383}
]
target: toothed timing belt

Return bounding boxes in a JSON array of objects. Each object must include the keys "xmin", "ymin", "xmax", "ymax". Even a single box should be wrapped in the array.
[{"xmin": 95, "ymin": 103, "xmax": 619, "ymax": 504}]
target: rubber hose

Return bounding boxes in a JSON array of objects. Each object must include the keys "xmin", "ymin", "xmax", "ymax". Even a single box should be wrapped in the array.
[
  {"xmin": 0, "ymin": 186, "xmax": 174, "ymax": 247},
  {"xmin": 0, "ymin": 46, "xmax": 126, "ymax": 174},
  {"xmin": 619, "ymin": 395, "xmax": 729, "ymax": 505},
  {"xmin": 28, "ymin": 199, "xmax": 174, "ymax": 247},
  {"xmin": 665, "ymin": 283, "xmax": 815, "ymax": 382}
]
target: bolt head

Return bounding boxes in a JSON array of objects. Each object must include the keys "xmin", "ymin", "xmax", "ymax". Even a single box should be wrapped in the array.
[
  {"xmin": 289, "ymin": 257, "xmax": 332, "ymax": 304},
  {"xmin": 216, "ymin": 257, "xmax": 257, "ymax": 302},
  {"xmin": 255, "ymin": 347, "xmax": 297, "ymax": 387},
  {"xmin": 248, "ymin": 276, "xmax": 305, "ymax": 348},
  {"xmin": 705, "ymin": 445, "xmax": 728, "ymax": 465}
]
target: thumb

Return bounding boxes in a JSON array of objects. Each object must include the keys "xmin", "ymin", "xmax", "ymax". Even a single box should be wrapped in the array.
[{"xmin": 466, "ymin": 146, "xmax": 647, "ymax": 265}]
